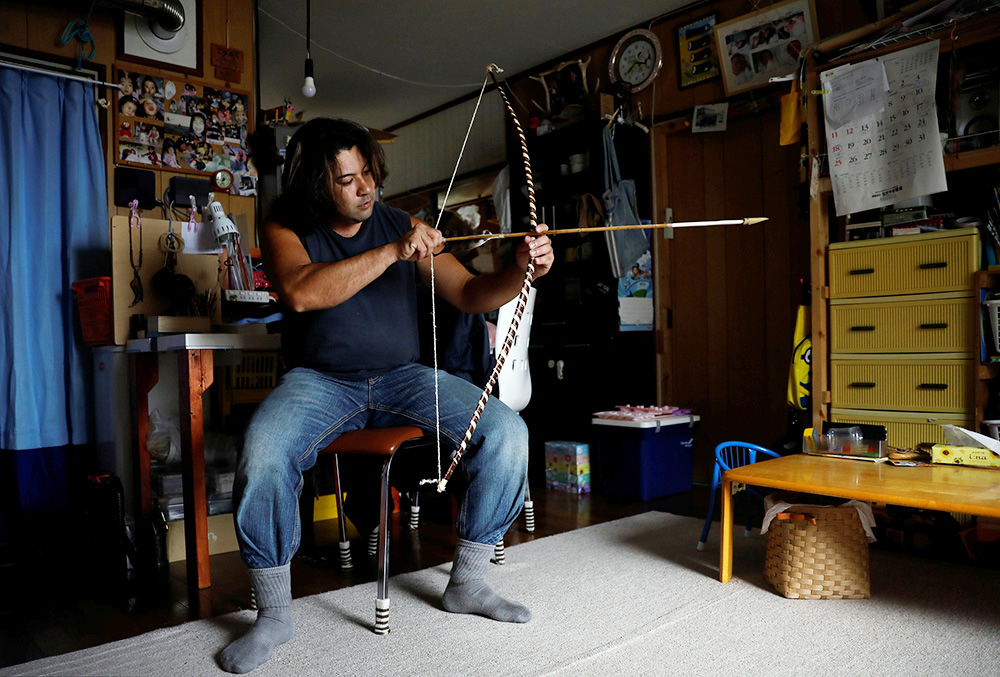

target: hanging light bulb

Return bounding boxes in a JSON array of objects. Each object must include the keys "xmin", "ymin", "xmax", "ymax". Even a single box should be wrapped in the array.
[
  {"xmin": 302, "ymin": 57, "xmax": 315, "ymax": 98},
  {"xmin": 301, "ymin": 0, "xmax": 315, "ymax": 98}
]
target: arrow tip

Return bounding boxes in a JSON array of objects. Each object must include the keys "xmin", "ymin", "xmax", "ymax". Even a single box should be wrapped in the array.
[{"xmin": 744, "ymin": 217, "xmax": 769, "ymax": 225}]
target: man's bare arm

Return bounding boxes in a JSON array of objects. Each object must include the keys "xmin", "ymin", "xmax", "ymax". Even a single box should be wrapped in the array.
[{"xmin": 261, "ymin": 219, "xmax": 442, "ymax": 312}]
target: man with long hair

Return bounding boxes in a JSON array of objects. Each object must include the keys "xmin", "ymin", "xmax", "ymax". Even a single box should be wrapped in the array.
[{"xmin": 220, "ymin": 118, "xmax": 553, "ymax": 673}]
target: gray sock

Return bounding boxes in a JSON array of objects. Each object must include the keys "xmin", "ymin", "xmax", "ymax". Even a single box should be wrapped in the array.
[
  {"xmin": 442, "ymin": 539, "xmax": 531, "ymax": 623},
  {"xmin": 220, "ymin": 565, "xmax": 294, "ymax": 674}
]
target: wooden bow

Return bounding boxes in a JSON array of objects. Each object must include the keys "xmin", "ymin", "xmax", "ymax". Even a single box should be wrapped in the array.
[{"xmin": 435, "ymin": 64, "xmax": 535, "ymax": 491}]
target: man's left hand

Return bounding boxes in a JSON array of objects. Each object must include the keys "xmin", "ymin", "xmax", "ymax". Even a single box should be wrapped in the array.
[{"xmin": 516, "ymin": 223, "xmax": 554, "ymax": 279}]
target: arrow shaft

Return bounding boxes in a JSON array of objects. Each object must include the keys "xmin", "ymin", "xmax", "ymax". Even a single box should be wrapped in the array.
[{"xmin": 443, "ymin": 218, "xmax": 766, "ymax": 243}]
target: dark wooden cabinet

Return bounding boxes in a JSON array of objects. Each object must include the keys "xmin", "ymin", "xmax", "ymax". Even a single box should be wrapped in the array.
[{"xmin": 507, "ymin": 116, "xmax": 656, "ymax": 482}]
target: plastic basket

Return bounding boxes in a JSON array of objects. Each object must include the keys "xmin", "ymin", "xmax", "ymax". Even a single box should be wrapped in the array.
[
  {"xmin": 764, "ymin": 506, "xmax": 870, "ymax": 599},
  {"xmin": 72, "ymin": 277, "xmax": 115, "ymax": 346},
  {"xmin": 985, "ymin": 299, "xmax": 1000, "ymax": 354},
  {"xmin": 227, "ymin": 352, "xmax": 279, "ymax": 389}
]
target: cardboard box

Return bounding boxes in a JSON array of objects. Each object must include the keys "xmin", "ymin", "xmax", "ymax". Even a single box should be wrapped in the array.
[
  {"xmin": 930, "ymin": 444, "xmax": 1000, "ymax": 468},
  {"xmin": 166, "ymin": 513, "xmax": 239, "ymax": 562},
  {"xmin": 544, "ymin": 441, "xmax": 591, "ymax": 493}
]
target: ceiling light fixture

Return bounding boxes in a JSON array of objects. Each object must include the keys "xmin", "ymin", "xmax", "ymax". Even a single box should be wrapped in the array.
[{"xmin": 301, "ymin": 0, "xmax": 315, "ymax": 98}]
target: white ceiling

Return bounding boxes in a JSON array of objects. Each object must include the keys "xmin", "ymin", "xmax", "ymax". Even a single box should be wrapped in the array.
[{"xmin": 257, "ymin": 0, "xmax": 695, "ymax": 131}]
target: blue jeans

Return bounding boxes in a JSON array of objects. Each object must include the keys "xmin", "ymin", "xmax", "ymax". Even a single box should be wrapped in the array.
[{"xmin": 233, "ymin": 363, "xmax": 528, "ymax": 570}]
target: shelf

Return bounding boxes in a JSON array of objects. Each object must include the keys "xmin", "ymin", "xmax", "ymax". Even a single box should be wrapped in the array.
[
  {"xmin": 817, "ymin": 147, "xmax": 1000, "ymax": 197},
  {"xmin": 943, "ymin": 146, "xmax": 1000, "ymax": 173}
]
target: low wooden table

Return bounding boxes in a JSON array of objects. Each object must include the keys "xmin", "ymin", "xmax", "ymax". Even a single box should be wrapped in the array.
[{"xmin": 719, "ymin": 453, "xmax": 1000, "ymax": 583}]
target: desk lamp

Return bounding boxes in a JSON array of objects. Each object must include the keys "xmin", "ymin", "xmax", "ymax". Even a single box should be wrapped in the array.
[{"xmin": 205, "ymin": 201, "xmax": 252, "ymax": 291}]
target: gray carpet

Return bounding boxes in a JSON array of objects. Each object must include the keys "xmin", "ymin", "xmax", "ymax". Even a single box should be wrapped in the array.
[{"xmin": 3, "ymin": 512, "xmax": 999, "ymax": 676}]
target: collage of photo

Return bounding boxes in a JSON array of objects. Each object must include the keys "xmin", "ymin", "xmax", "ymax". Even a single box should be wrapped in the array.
[
  {"xmin": 116, "ymin": 69, "xmax": 257, "ymax": 196},
  {"xmin": 716, "ymin": 0, "xmax": 815, "ymax": 96}
]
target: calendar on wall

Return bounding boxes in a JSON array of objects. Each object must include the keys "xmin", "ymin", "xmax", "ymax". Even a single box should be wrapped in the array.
[{"xmin": 821, "ymin": 40, "xmax": 946, "ymax": 216}]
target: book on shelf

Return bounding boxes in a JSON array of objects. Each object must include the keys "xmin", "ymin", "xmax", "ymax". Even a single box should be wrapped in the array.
[
  {"xmin": 845, "ymin": 220, "xmax": 883, "ymax": 240},
  {"xmin": 887, "ymin": 216, "xmax": 948, "ymax": 236}
]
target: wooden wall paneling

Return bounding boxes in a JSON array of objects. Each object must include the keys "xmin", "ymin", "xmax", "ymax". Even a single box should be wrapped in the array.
[
  {"xmin": 722, "ymin": 115, "xmax": 767, "ymax": 447},
  {"xmin": 0, "ymin": 3, "xmax": 28, "ymax": 48},
  {"xmin": 663, "ymin": 129, "xmax": 713, "ymax": 481},
  {"xmin": 759, "ymin": 109, "xmax": 797, "ymax": 441},
  {"xmin": 702, "ymin": 133, "xmax": 730, "ymax": 482}
]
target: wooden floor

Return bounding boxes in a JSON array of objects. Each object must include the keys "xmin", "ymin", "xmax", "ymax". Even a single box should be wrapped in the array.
[{"xmin": 0, "ymin": 484, "xmax": 711, "ymax": 668}]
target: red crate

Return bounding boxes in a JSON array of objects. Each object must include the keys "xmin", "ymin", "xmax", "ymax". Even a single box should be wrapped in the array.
[{"xmin": 72, "ymin": 277, "xmax": 115, "ymax": 345}]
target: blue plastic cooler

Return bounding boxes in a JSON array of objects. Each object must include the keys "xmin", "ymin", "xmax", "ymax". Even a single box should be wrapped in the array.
[{"xmin": 592, "ymin": 415, "xmax": 699, "ymax": 501}]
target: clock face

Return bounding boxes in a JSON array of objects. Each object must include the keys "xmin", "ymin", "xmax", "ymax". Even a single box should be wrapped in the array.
[
  {"xmin": 610, "ymin": 29, "xmax": 662, "ymax": 92},
  {"xmin": 213, "ymin": 169, "xmax": 234, "ymax": 192}
]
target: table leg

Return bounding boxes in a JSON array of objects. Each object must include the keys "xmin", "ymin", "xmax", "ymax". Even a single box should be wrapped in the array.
[
  {"xmin": 129, "ymin": 352, "xmax": 159, "ymax": 559},
  {"xmin": 178, "ymin": 349, "xmax": 214, "ymax": 589},
  {"xmin": 720, "ymin": 477, "xmax": 733, "ymax": 583}
]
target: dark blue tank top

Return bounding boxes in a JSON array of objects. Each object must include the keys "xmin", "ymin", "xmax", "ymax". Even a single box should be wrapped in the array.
[{"xmin": 282, "ymin": 202, "xmax": 420, "ymax": 378}]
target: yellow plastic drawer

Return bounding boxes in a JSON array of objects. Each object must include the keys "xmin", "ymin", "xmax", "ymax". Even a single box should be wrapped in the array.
[
  {"xmin": 828, "ymin": 228, "xmax": 979, "ymax": 299},
  {"xmin": 830, "ymin": 408, "xmax": 973, "ymax": 449},
  {"xmin": 830, "ymin": 356, "xmax": 973, "ymax": 413},
  {"xmin": 829, "ymin": 292, "xmax": 976, "ymax": 354}
]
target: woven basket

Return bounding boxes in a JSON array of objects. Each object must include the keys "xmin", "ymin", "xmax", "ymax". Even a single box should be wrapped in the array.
[{"xmin": 764, "ymin": 505, "xmax": 870, "ymax": 599}]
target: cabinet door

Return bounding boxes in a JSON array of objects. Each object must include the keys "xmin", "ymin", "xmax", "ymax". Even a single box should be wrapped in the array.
[
  {"xmin": 828, "ymin": 229, "xmax": 979, "ymax": 299},
  {"xmin": 831, "ymin": 357, "xmax": 973, "ymax": 412},
  {"xmin": 830, "ymin": 293, "xmax": 976, "ymax": 354},
  {"xmin": 830, "ymin": 408, "xmax": 973, "ymax": 448}
]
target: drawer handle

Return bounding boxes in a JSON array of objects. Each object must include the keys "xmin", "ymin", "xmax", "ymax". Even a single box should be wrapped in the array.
[
  {"xmin": 849, "ymin": 382, "xmax": 876, "ymax": 388},
  {"xmin": 849, "ymin": 268, "xmax": 875, "ymax": 275},
  {"xmin": 850, "ymin": 325, "xmax": 876, "ymax": 332},
  {"xmin": 919, "ymin": 322, "xmax": 948, "ymax": 330},
  {"xmin": 918, "ymin": 383, "xmax": 948, "ymax": 390},
  {"xmin": 918, "ymin": 261, "xmax": 947, "ymax": 270}
]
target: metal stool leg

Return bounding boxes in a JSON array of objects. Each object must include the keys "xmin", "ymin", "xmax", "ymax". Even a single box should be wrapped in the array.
[
  {"xmin": 492, "ymin": 539, "xmax": 506, "ymax": 565},
  {"xmin": 333, "ymin": 455, "xmax": 352, "ymax": 569},
  {"xmin": 374, "ymin": 457, "xmax": 393, "ymax": 634}
]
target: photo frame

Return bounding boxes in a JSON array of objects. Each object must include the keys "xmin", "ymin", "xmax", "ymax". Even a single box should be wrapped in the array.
[
  {"xmin": 117, "ymin": 0, "xmax": 203, "ymax": 77},
  {"xmin": 692, "ymin": 103, "xmax": 729, "ymax": 133},
  {"xmin": 115, "ymin": 67, "xmax": 257, "ymax": 196},
  {"xmin": 676, "ymin": 13, "xmax": 720, "ymax": 89},
  {"xmin": 714, "ymin": 0, "xmax": 817, "ymax": 97}
]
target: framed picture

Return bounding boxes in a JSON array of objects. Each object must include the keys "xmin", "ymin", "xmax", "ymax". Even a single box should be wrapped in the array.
[
  {"xmin": 676, "ymin": 13, "xmax": 720, "ymax": 88},
  {"xmin": 117, "ymin": 0, "xmax": 203, "ymax": 77},
  {"xmin": 692, "ymin": 103, "xmax": 729, "ymax": 133},
  {"xmin": 714, "ymin": 0, "xmax": 817, "ymax": 97}
]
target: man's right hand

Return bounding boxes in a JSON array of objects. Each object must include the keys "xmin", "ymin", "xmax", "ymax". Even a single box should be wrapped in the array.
[{"xmin": 397, "ymin": 221, "xmax": 444, "ymax": 261}]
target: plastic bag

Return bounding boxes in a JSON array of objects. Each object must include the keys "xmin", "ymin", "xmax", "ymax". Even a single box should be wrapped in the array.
[{"xmin": 147, "ymin": 408, "xmax": 180, "ymax": 464}]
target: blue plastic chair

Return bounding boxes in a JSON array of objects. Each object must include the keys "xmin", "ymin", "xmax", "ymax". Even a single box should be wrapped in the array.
[{"xmin": 697, "ymin": 441, "xmax": 781, "ymax": 551}]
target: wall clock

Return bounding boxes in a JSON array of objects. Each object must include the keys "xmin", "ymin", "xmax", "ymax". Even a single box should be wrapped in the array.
[
  {"xmin": 608, "ymin": 29, "xmax": 663, "ymax": 93},
  {"xmin": 212, "ymin": 168, "xmax": 235, "ymax": 193}
]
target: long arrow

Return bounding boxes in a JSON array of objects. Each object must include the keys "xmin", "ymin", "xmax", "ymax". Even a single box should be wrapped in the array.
[{"xmin": 443, "ymin": 217, "xmax": 768, "ymax": 245}]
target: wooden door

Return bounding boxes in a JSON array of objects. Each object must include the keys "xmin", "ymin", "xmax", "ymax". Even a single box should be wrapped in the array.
[{"xmin": 653, "ymin": 108, "xmax": 809, "ymax": 483}]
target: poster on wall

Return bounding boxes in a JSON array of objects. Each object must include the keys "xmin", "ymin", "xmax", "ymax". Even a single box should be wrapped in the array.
[
  {"xmin": 676, "ymin": 13, "xmax": 720, "ymax": 88},
  {"xmin": 618, "ymin": 250, "xmax": 653, "ymax": 331},
  {"xmin": 115, "ymin": 67, "xmax": 257, "ymax": 196}
]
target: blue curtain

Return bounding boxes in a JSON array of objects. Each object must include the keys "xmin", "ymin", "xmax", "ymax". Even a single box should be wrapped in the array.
[{"xmin": 0, "ymin": 66, "xmax": 109, "ymax": 450}]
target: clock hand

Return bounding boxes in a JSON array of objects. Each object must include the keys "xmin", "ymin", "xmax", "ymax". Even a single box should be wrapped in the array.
[{"xmin": 626, "ymin": 57, "xmax": 649, "ymax": 76}]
